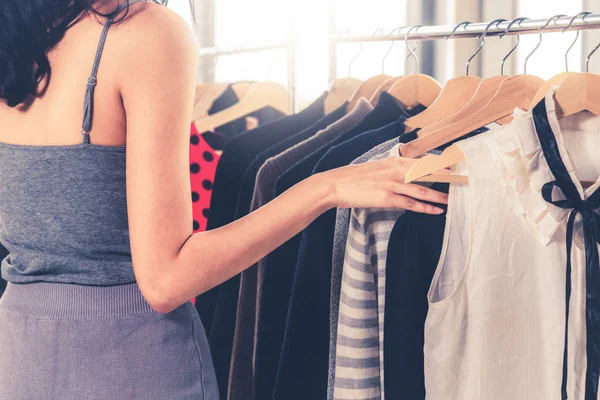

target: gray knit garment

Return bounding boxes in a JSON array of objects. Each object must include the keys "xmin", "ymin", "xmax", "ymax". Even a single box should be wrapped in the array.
[{"xmin": 0, "ymin": 144, "xmax": 134, "ymax": 285}]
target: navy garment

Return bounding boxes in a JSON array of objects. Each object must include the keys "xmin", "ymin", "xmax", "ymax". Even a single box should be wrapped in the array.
[
  {"xmin": 195, "ymin": 93, "xmax": 325, "ymax": 335},
  {"xmin": 196, "ymin": 93, "xmax": 326, "ymax": 399},
  {"xmin": 208, "ymin": 99, "xmax": 346, "ymax": 400},
  {"xmin": 383, "ymin": 183, "xmax": 449, "ymax": 400},
  {"xmin": 374, "ymin": 127, "xmax": 488, "ymax": 399},
  {"xmin": 271, "ymin": 107, "xmax": 426, "ymax": 400},
  {"xmin": 203, "ymin": 84, "xmax": 286, "ymax": 150},
  {"xmin": 234, "ymin": 94, "xmax": 340, "ymax": 222},
  {"xmin": 256, "ymin": 92, "xmax": 413, "ymax": 400},
  {"xmin": 201, "ymin": 84, "xmax": 244, "ymax": 150}
]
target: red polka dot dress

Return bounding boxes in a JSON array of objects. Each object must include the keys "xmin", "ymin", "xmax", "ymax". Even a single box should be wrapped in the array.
[{"xmin": 189, "ymin": 123, "xmax": 220, "ymax": 233}]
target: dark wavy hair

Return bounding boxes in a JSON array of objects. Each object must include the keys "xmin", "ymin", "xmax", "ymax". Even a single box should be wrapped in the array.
[{"xmin": 0, "ymin": 0, "xmax": 193, "ymax": 107}]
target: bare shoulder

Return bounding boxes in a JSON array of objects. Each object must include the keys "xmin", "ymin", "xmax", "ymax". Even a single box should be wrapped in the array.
[{"xmin": 109, "ymin": 2, "xmax": 199, "ymax": 77}]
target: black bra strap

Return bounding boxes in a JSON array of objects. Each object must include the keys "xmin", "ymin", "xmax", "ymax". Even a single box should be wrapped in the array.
[{"xmin": 81, "ymin": 0, "xmax": 144, "ymax": 143}]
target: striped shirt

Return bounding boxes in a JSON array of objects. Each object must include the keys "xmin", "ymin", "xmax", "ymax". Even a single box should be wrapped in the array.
[
  {"xmin": 328, "ymin": 138, "xmax": 399, "ymax": 399},
  {"xmin": 332, "ymin": 124, "xmax": 490, "ymax": 399},
  {"xmin": 332, "ymin": 143, "xmax": 444, "ymax": 400},
  {"xmin": 333, "ymin": 143, "xmax": 405, "ymax": 400}
]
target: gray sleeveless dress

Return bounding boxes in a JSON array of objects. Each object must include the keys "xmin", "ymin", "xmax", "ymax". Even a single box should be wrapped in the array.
[{"xmin": 0, "ymin": 2, "xmax": 219, "ymax": 399}]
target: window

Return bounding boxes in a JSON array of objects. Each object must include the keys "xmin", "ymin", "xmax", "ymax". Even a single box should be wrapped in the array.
[
  {"xmin": 184, "ymin": 0, "xmax": 592, "ymax": 109},
  {"xmin": 194, "ymin": 0, "xmax": 409, "ymax": 110},
  {"xmin": 167, "ymin": 0, "xmax": 194, "ymax": 26}
]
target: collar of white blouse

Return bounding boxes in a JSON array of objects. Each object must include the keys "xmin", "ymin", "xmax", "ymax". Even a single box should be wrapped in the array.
[{"xmin": 496, "ymin": 86, "xmax": 600, "ymax": 249}]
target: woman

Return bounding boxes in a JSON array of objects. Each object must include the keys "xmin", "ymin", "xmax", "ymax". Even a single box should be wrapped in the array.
[{"xmin": 0, "ymin": 0, "xmax": 448, "ymax": 398}]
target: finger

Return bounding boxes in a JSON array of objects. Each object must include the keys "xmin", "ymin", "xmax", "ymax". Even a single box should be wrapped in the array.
[
  {"xmin": 396, "ymin": 157, "xmax": 419, "ymax": 166},
  {"xmin": 388, "ymin": 182, "xmax": 449, "ymax": 204},
  {"xmin": 391, "ymin": 195, "xmax": 445, "ymax": 214}
]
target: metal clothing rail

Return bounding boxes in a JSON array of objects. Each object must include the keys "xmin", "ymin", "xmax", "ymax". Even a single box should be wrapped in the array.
[
  {"xmin": 198, "ymin": 43, "xmax": 287, "ymax": 57},
  {"xmin": 331, "ymin": 14, "xmax": 600, "ymax": 43},
  {"xmin": 328, "ymin": 13, "xmax": 600, "ymax": 85},
  {"xmin": 198, "ymin": 43, "xmax": 296, "ymax": 112}
]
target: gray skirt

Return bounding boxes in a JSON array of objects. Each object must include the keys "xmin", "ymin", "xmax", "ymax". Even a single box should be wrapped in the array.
[{"xmin": 0, "ymin": 281, "xmax": 219, "ymax": 400}]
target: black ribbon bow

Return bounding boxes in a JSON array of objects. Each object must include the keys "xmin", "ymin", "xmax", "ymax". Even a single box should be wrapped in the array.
[{"xmin": 533, "ymin": 99, "xmax": 600, "ymax": 400}]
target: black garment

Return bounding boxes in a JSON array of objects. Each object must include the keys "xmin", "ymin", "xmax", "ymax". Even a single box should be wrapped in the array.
[
  {"xmin": 383, "ymin": 183, "xmax": 449, "ymax": 400},
  {"xmin": 272, "ymin": 113, "xmax": 485, "ymax": 400},
  {"xmin": 195, "ymin": 92, "xmax": 326, "ymax": 334},
  {"xmin": 271, "ymin": 101, "xmax": 422, "ymax": 400},
  {"xmin": 235, "ymin": 93, "xmax": 339, "ymax": 221},
  {"xmin": 380, "ymin": 127, "xmax": 489, "ymax": 399},
  {"xmin": 255, "ymin": 92, "xmax": 411, "ymax": 400},
  {"xmin": 202, "ymin": 84, "xmax": 286, "ymax": 150},
  {"xmin": 194, "ymin": 92, "xmax": 326, "ymax": 398},
  {"xmin": 208, "ymin": 99, "xmax": 346, "ymax": 400},
  {"xmin": 0, "ymin": 244, "xmax": 7, "ymax": 298},
  {"xmin": 201, "ymin": 84, "xmax": 244, "ymax": 150}
]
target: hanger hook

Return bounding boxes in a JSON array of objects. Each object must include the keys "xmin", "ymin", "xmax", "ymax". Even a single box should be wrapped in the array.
[
  {"xmin": 499, "ymin": 17, "xmax": 529, "ymax": 75},
  {"xmin": 524, "ymin": 14, "xmax": 566, "ymax": 74},
  {"xmin": 466, "ymin": 18, "xmax": 506, "ymax": 76},
  {"xmin": 405, "ymin": 25, "xmax": 422, "ymax": 74},
  {"xmin": 562, "ymin": 12, "xmax": 591, "ymax": 72},
  {"xmin": 382, "ymin": 26, "xmax": 407, "ymax": 75},
  {"xmin": 369, "ymin": 28, "xmax": 386, "ymax": 74},
  {"xmin": 446, "ymin": 21, "xmax": 472, "ymax": 41},
  {"xmin": 586, "ymin": 39, "xmax": 600, "ymax": 73},
  {"xmin": 341, "ymin": 29, "xmax": 363, "ymax": 78},
  {"xmin": 445, "ymin": 21, "xmax": 472, "ymax": 76}
]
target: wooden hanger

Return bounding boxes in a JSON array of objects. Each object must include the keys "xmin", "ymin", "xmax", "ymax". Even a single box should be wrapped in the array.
[
  {"xmin": 403, "ymin": 75, "xmax": 481, "ymax": 131},
  {"xmin": 411, "ymin": 18, "xmax": 526, "ymax": 137},
  {"xmin": 405, "ymin": 15, "xmax": 600, "ymax": 185},
  {"xmin": 399, "ymin": 74, "xmax": 543, "ymax": 158},
  {"xmin": 348, "ymin": 74, "xmax": 392, "ymax": 110},
  {"xmin": 191, "ymin": 53, "xmax": 231, "ymax": 120},
  {"xmin": 530, "ymin": 72, "xmax": 576, "ymax": 109},
  {"xmin": 387, "ymin": 74, "xmax": 442, "ymax": 109},
  {"xmin": 399, "ymin": 17, "xmax": 548, "ymax": 159},
  {"xmin": 369, "ymin": 76, "xmax": 403, "ymax": 104},
  {"xmin": 415, "ymin": 76, "xmax": 507, "ymax": 136},
  {"xmin": 191, "ymin": 83, "xmax": 230, "ymax": 121},
  {"xmin": 554, "ymin": 72, "xmax": 600, "ymax": 119},
  {"xmin": 403, "ymin": 22, "xmax": 487, "ymax": 131},
  {"xmin": 404, "ymin": 15, "xmax": 586, "ymax": 184},
  {"xmin": 194, "ymin": 83, "xmax": 207, "ymax": 104},
  {"xmin": 404, "ymin": 144, "xmax": 467, "ymax": 184},
  {"xmin": 386, "ymin": 25, "xmax": 443, "ymax": 109},
  {"xmin": 232, "ymin": 82, "xmax": 254, "ymax": 99},
  {"xmin": 325, "ymin": 78, "xmax": 363, "ymax": 113},
  {"xmin": 406, "ymin": 72, "xmax": 600, "ymax": 185},
  {"xmin": 529, "ymin": 12, "xmax": 593, "ymax": 108},
  {"xmin": 193, "ymin": 82, "xmax": 289, "ymax": 133},
  {"xmin": 554, "ymin": 18, "xmax": 600, "ymax": 120}
]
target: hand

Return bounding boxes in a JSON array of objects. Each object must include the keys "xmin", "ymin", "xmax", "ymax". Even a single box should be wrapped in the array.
[{"xmin": 319, "ymin": 156, "xmax": 449, "ymax": 214}]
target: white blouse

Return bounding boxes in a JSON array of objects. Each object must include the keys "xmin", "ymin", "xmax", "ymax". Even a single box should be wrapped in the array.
[{"xmin": 424, "ymin": 87, "xmax": 600, "ymax": 400}]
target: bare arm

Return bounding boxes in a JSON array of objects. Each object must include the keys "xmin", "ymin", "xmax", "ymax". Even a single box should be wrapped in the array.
[{"xmin": 118, "ymin": 4, "xmax": 448, "ymax": 314}]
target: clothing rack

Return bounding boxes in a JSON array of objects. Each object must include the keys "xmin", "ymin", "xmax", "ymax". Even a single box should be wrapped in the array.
[
  {"xmin": 328, "ymin": 13, "xmax": 600, "ymax": 83},
  {"xmin": 198, "ymin": 43, "xmax": 297, "ymax": 112}
]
